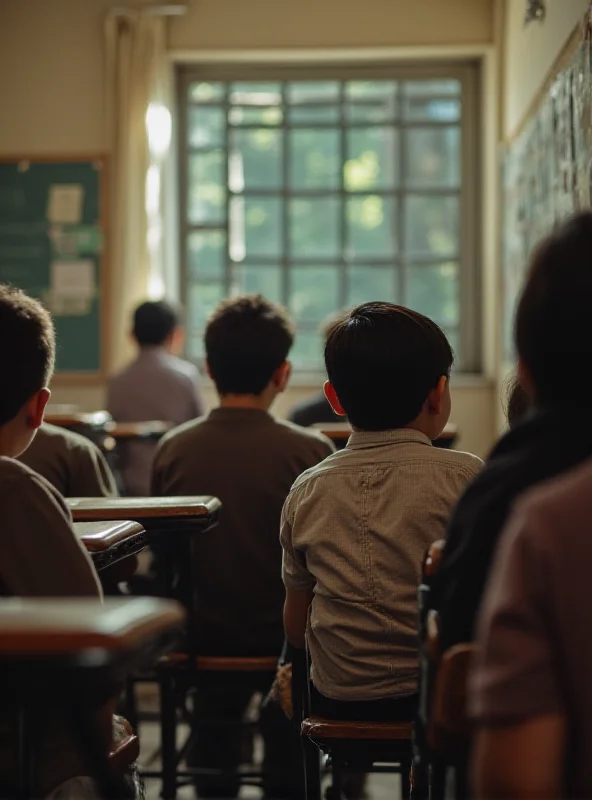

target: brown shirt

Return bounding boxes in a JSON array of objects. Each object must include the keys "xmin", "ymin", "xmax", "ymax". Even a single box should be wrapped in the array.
[
  {"xmin": 152, "ymin": 407, "xmax": 334, "ymax": 655},
  {"xmin": 0, "ymin": 457, "xmax": 102, "ymax": 795},
  {"xmin": 470, "ymin": 458, "xmax": 592, "ymax": 799},
  {"xmin": 18, "ymin": 423, "xmax": 118, "ymax": 498}
]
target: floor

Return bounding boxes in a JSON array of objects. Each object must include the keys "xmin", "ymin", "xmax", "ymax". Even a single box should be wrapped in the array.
[{"xmin": 136, "ymin": 684, "xmax": 399, "ymax": 800}]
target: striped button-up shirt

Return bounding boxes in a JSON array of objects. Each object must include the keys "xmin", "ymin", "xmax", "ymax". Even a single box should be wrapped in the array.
[{"xmin": 281, "ymin": 428, "xmax": 482, "ymax": 701}]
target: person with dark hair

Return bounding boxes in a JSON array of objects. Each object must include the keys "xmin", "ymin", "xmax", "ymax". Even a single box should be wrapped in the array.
[
  {"xmin": 504, "ymin": 374, "xmax": 530, "ymax": 429},
  {"xmin": 0, "ymin": 285, "xmax": 109, "ymax": 797},
  {"xmin": 152, "ymin": 294, "xmax": 333, "ymax": 798},
  {"xmin": 107, "ymin": 299, "xmax": 205, "ymax": 495},
  {"xmin": 288, "ymin": 311, "xmax": 345, "ymax": 428},
  {"xmin": 281, "ymin": 302, "xmax": 481, "ymax": 722},
  {"xmin": 432, "ymin": 210, "xmax": 592, "ymax": 653}
]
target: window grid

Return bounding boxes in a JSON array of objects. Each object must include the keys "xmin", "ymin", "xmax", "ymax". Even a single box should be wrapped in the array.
[{"xmin": 179, "ymin": 67, "xmax": 479, "ymax": 372}]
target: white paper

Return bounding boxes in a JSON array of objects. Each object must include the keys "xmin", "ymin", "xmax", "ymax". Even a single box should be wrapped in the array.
[
  {"xmin": 47, "ymin": 184, "xmax": 84, "ymax": 224},
  {"xmin": 51, "ymin": 260, "xmax": 95, "ymax": 298}
]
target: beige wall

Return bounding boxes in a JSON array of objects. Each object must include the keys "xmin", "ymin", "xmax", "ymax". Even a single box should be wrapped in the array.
[
  {"xmin": 0, "ymin": 0, "xmax": 497, "ymax": 458},
  {"xmin": 502, "ymin": 0, "xmax": 589, "ymax": 139}
]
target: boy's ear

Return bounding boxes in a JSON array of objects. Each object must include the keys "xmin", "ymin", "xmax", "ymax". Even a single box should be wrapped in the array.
[
  {"xmin": 205, "ymin": 359, "xmax": 213, "ymax": 380},
  {"xmin": 25, "ymin": 388, "xmax": 51, "ymax": 430},
  {"xmin": 517, "ymin": 359, "xmax": 534, "ymax": 400},
  {"xmin": 272, "ymin": 361, "xmax": 292, "ymax": 393},
  {"xmin": 426, "ymin": 375, "xmax": 447, "ymax": 416},
  {"xmin": 324, "ymin": 381, "xmax": 347, "ymax": 417}
]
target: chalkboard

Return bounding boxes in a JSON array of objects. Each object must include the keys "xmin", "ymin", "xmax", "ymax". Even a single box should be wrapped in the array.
[{"xmin": 0, "ymin": 157, "xmax": 106, "ymax": 376}]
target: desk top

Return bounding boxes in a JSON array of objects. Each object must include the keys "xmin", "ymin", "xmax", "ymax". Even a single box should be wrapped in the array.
[
  {"xmin": 68, "ymin": 496, "xmax": 221, "ymax": 523},
  {"xmin": 312, "ymin": 421, "xmax": 459, "ymax": 441},
  {"xmin": 74, "ymin": 520, "xmax": 146, "ymax": 553},
  {"xmin": 45, "ymin": 410, "xmax": 112, "ymax": 429},
  {"xmin": 103, "ymin": 420, "xmax": 173, "ymax": 440},
  {"xmin": 0, "ymin": 597, "xmax": 185, "ymax": 656}
]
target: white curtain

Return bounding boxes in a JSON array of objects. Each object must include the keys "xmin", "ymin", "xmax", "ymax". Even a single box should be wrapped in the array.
[{"xmin": 104, "ymin": 9, "xmax": 170, "ymax": 372}]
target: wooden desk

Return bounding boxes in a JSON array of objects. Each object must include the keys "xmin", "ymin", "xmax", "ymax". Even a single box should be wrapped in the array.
[
  {"xmin": 44, "ymin": 410, "xmax": 112, "ymax": 430},
  {"xmin": 74, "ymin": 520, "xmax": 147, "ymax": 573},
  {"xmin": 0, "ymin": 597, "xmax": 185, "ymax": 799},
  {"xmin": 104, "ymin": 420, "xmax": 173, "ymax": 441},
  {"xmin": 312, "ymin": 422, "xmax": 459, "ymax": 449}
]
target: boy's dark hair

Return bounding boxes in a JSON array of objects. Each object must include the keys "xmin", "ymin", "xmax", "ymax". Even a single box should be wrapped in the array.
[
  {"xmin": 515, "ymin": 211, "xmax": 592, "ymax": 409},
  {"xmin": 0, "ymin": 285, "xmax": 55, "ymax": 427},
  {"xmin": 504, "ymin": 375, "xmax": 530, "ymax": 429},
  {"xmin": 325, "ymin": 302, "xmax": 454, "ymax": 431},
  {"xmin": 133, "ymin": 300, "xmax": 180, "ymax": 347},
  {"xmin": 205, "ymin": 294, "xmax": 295, "ymax": 395}
]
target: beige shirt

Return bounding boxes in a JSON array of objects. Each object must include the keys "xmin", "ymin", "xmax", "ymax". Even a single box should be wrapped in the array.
[
  {"xmin": 0, "ymin": 457, "xmax": 103, "ymax": 795},
  {"xmin": 18, "ymin": 423, "xmax": 118, "ymax": 498},
  {"xmin": 152, "ymin": 407, "xmax": 334, "ymax": 655},
  {"xmin": 281, "ymin": 428, "xmax": 482, "ymax": 701}
]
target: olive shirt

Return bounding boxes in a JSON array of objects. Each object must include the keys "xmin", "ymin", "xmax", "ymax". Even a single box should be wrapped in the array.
[
  {"xmin": 19, "ymin": 423, "xmax": 118, "ymax": 498},
  {"xmin": 152, "ymin": 407, "xmax": 334, "ymax": 655},
  {"xmin": 281, "ymin": 429, "xmax": 482, "ymax": 702},
  {"xmin": 0, "ymin": 457, "xmax": 102, "ymax": 795}
]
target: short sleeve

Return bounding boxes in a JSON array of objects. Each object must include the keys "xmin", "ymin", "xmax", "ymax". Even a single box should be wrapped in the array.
[
  {"xmin": 0, "ymin": 472, "xmax": 103, "ymax": 599},
  {"xmin": 280, "ymin": 492, "xmax": 316, "ymax": 591},
  {"xmin": 469, "ymin": 503, "xmax": 561, "ymax": 724}
]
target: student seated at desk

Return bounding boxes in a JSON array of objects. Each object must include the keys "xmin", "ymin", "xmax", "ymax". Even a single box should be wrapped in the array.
[
  {"xmin": 107, "ymin": 300, "xmax": 205, "ymax": 495},
  {"xmin": 0, "ymin": 284, "xmax": 111, "ymax": 798},
  {"xmin": 18, "ymin": 422, "xmax": 118, "ymax": 497},
  {"xmin": 152, "ymin": 294, "xmax": 333, "ymax": 799},
  {"xmin": 281, "ymin": 302, "xmax": 482, "ymax": 723}
]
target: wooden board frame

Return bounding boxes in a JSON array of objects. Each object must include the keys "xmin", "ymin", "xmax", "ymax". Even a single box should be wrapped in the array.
[{"xmin": 0, "ymin": 154, "xmax": 109, "ymax": 384}]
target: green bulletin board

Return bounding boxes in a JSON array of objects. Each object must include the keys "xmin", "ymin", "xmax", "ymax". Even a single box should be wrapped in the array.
[{"xmin": 0, "ymin": 158, "xmax": 106, "ymax": 376}]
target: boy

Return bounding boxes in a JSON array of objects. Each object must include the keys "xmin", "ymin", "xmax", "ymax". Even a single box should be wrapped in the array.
[
  {"xmin": 281, "ymin": 302, "xmax": 482, "ymax": 720},
  {"xmin": 19, "ymin": 422, "xmax": 118, "ymax": 497},
  {"xmin": 107, "ymin": 299, "xmax": 205, "ymax": 495},
  {"xmin": 152, "ymin": 294, "xmax": 333, "ymax": 798},
  {"xmin": 0, "ymin": 284, "xmax": 105, "ymax": 796}
]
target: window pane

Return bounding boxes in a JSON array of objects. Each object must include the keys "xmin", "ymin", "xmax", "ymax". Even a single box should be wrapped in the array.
[
  {"xmin": 345, "ymin": 127, "xmax": 398, "ymax": 190},
  {"xmin": 406, "ymin": 262, "xmax": 459, "ymax": 327},
  {"xmin": 346, "ymin": 80, "xmax": 398, "ymax": 98},
  {"xmin": 404, "ymin": 195, "xmax": 459, "ymax": 258},
  {"xmin": 189, "ymin": 82, "xmax": 225, "ymax": 103},
  {"xmin": 288, "ymin": 81, "xmax": 340, "ymax": 103},
  {"xmin": 406, "ymin": 128, "xmax": 460, "ymax": 188},
  {"xmin": 346, "ymin": 101, "xmax": 397, "ymax": 123},
  {"xmin": 289, "ymin": 198, "xmax": 340, "ymax": 258},
  {"xmin": 291, "ymin": 330, "xmax": 325, "ymax": 371},
  {"xmin": 188, "ymin": 151, "xmax": 225, "ymax": 224},
  {"xmin": 233, "ymin": 265, "xmax": 282, "ymax": 302},
  {"xmin": 404, "ymin": 97, "xmax": 461, "ymax": 122},
  {"xmin": 290, "ymin": 266, "xmax": 339, "ymax": 325},
  {"xmin": 290, "ymin": 129, "xmax": 341, "ymax": 189},
  {"xmin": 231, "ymin": 197, "xmax": 282, "ymax": 259},
  {"xmin": 188, "ymin": 107, "xmax": 225, "ymax": 149},
  {"xmin": 188, "ymin": 230, "xmax": 226, "ymax": 279},
  {"xmin": 348, "ymin": 266, "xmax": 396, "ymax": 306},
  {"xmin": 229, "ymin": 129, "xmax": 282, "ymax": 190},
  {"xmin": 187, "ymin": 282, "xmax": 225, "ymax": 356},
  {"xmin": 289, "ymin": 105, "xmax": 341, "ymax": 124},
  {"xmin": 230, "ymin": 82, "xmax": 282, "ymax": 105},
  {"xmin": 228, "ymin": 107, "xmax": 283, "ymax": 126},
  {"xmin": 404, "ymin": 80, "xmax": 461, "ymax": 96},
  {"xmin": 347, "ymin": 196, "xmax": 397, "ymax": 258}
]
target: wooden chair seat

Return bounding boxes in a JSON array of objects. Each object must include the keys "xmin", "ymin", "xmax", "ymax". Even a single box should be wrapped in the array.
[
  {"xmin": 301, "ymin": 716, "xmax": 413, "ymax": 741},
  {"xmin": 160, "ymin": 652, "xmax": 278, "ymax": 672}
]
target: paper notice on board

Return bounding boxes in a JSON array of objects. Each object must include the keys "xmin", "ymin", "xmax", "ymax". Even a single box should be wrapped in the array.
[
  {"xmin": 48, "ymin": 259, "xmax": 95, "ymax": 316},
  {"xmin": 47, "ymin": 184, "xmax": 84, "ymax": 224}
]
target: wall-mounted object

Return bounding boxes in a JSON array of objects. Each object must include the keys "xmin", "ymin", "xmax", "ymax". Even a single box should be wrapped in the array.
[{"xmin": 525, "ymin": 0, "xmax": 546, "ymax": 25}]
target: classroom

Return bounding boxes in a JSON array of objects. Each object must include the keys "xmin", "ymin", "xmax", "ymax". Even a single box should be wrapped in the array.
[{"xmin": 0, "ymin": 0, "xmax": 591, "ymax": 798}]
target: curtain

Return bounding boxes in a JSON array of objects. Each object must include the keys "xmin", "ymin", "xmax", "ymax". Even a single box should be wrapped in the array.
[{"xmin": 104, "ymin": 9, "xmax": 169, "ymax": 372}]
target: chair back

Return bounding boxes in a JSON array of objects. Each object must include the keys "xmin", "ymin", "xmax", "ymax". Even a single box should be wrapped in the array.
[{"xmin": 428, "ymin": 643, "xmax": 477, "ymax": 754}]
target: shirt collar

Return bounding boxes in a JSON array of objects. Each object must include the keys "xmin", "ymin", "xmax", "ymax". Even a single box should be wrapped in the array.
[
  {"xmin": 208, "ymin": 407, "xmax": 273, "ymax": 423},
  {"xmin": 347, "ymin": 428, "xmax": 433, "ymax": 450}
]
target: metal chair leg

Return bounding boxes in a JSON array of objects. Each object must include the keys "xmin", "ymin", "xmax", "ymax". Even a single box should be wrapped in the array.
[
  {"xmin": 329, "ymin": 755, "xmax": 343, "ymax": 798},
  {"xmin": 159, "ymin": 670, "xmax": 177, "ymax": 800},
  {"xmin": 302, "ymin": 736, "xmax": 322, "ymax": 800},
  {"xmin": 401, "ymin": 760, "xmax": 412, "ymax": 800}
]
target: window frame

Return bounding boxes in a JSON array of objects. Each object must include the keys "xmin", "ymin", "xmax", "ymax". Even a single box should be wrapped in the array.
[{"xmin": 176, "ymin": 60, "xmax": 481, "ymax": 375}]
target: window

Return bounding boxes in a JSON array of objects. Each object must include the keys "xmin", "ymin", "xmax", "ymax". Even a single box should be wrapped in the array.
[{"xmin": 178, "ymin": 64, "xmax": 480, "ymax": 373}]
